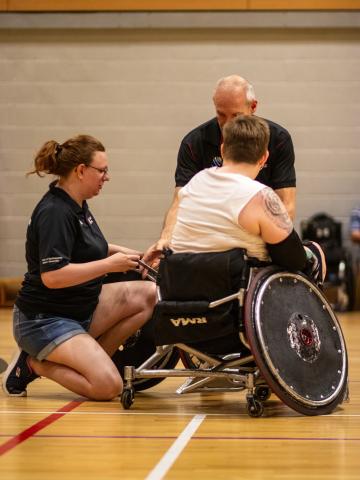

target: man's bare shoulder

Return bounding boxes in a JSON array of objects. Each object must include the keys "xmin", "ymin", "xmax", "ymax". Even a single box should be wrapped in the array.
[{"xmin": 259, "ymin": 187, "xmax": 292, "ymax": 234}]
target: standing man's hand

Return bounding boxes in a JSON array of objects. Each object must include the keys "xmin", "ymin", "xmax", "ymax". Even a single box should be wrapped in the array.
[
  {"xmin": 141, "ymin": 239, "xmax": 168, "ymax": 278},
  {"xmin": 141, "ymin": 187, "xmax": 182, "ymax": 276}
]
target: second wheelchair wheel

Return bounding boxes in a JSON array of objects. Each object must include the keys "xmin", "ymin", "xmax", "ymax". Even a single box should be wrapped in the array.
[
  {"xmin": 179, "ymin": 334, "xmax": 251, "ymax": 369},
  {"xmin": 112, "ymin": 322, "xmax": 179, "ymax": 392},
  {"xmin": 244, "ymin": 267, "xmax": 348, "ymax": 416}
]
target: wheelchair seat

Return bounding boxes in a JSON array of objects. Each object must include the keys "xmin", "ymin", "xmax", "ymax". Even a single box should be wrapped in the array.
[
  {"xmin": 121, "ymin": 249, "xmax": 349, "ymax": 417},
  {"xmin": 152, "ymin": 248, "xmax": 249, "ymax": 348}
]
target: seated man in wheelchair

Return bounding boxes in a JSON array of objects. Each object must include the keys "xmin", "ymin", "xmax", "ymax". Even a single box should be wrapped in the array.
[
  {"xmin": 126, "ymin": 115, "xmax": 347, "ymax": 417},
  {"xmin": 145, "ymin": 114, "xmax": 324, "ymax": 289},
  {"xmin": 170, "ymin": 115, "xmax": 324, "ymax": 280}
]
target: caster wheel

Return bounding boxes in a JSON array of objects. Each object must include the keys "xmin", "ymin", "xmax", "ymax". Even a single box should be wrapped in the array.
[
  {"xmin": 121, "ymin": 388, "xmax": 134, "ymax": 410},
  {"xmin": 254, "ymin": 386, "xmax": 271, "ymax": 402},
  {"xmin": 246, "ymin": 395, "xmax": 264, "ymax": 418}
]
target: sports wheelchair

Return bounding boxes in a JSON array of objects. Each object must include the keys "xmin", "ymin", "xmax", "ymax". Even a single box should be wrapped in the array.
[{"xmin": 118, "ymin": 249, "xmax": 348, "ymax": 417}]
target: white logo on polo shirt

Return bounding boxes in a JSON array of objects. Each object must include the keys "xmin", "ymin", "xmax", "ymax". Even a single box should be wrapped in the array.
[{"xmin": 42, "ymin": 257, "xmax": 63, "ymax": 265}]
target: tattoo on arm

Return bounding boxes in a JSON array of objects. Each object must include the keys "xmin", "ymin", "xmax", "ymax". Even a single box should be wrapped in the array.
[{"xmin": 261, "ymin": 187, "xmax": 293, "ymax": 234}]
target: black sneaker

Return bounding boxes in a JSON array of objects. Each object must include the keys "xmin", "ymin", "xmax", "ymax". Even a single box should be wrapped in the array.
[{"xmin": 2, "ymin": 349, "xmax": 39, "ymax": 397}]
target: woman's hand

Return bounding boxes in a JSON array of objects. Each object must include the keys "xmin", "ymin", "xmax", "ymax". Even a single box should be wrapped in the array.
[{"xmin": 106, "ymin": 252, "xmax": 140, "ymax": 273}]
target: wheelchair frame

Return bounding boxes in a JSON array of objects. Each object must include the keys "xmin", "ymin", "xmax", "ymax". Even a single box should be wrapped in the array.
[{"xmin": 121, "ymin": 264, "xmax": 348, "ymax": 418}]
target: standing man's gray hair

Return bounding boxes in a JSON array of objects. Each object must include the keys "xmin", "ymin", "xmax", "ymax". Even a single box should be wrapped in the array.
[{"xmin": 214, "ymin": 75, "xmax": 256, "ymax": 105}]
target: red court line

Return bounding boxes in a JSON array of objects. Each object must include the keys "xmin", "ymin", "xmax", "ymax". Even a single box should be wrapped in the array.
[{"xmin": 0, "ymin": 399, "xmax": 84, "ymax": 456}]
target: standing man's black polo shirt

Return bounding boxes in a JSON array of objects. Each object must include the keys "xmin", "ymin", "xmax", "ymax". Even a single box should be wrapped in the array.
[
  {"xmin": 16, "ymin": 181, "xmax": 108, "ymax": 321},
  {"xmin": 175, "ymin": 117, "xmax": 296, "ymax": 190}
]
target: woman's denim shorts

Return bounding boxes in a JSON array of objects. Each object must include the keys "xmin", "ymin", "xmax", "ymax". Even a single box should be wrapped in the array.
[{"xmin": 13, "ymin": 305, "xmax": 93, "ymax": 361}]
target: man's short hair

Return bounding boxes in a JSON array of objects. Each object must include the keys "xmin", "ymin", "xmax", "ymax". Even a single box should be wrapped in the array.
[{"xmin": 222, "ymin": 115, "xmax": 270, "ymax": 164}]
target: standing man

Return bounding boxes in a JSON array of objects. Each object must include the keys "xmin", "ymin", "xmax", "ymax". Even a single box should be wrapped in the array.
[{"xmin": 144, "ymin": 74, "xmax": 296, "ymax": 260}]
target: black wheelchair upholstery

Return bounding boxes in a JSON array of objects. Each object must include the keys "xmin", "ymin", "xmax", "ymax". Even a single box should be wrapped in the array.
[
  {"xmin": 152, "ymin": 248, "xmax": 247, "ymax": 347},
  {"xmin": 120, "ymin": 249, "xmax": 349, "ymax": 417}
]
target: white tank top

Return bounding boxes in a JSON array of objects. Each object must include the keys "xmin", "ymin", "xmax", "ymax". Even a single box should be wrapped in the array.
[{"xmin": 170, "ymin": 167, "xmax": 270, "ymax": 261}]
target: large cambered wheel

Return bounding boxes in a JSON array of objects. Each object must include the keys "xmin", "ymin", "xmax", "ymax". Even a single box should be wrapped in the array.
[{"xmin": 244, "ymin": 267, "xmax": 348, "ymax": 416}]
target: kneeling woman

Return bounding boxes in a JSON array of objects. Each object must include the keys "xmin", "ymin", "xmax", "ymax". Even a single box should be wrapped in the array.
[{"xmin": 3, "ymin": 135, "xmax": 156, "ymax": 400}]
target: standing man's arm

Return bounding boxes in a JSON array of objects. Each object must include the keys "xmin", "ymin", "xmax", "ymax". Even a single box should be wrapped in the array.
[
  {"xmin": 268, "ymin": 127, "xmax": 296, "ymax": 220},
  {"xmin": 155, "ymin": 187, "xmax": 182, "ymax": 251},
  {"xmin": 274, "ymin": 187, "xmax": 296, "ymax": 221},
  {"xmin": 141, "ymin": 188, "xmax": 181, "ymax": 269},
  {"xmin": 163, "ymin": 137, "xmax": 200, "ymax": 245},
  {"xmin": 142, "ymin": 139, "xmax": 199, "ymax": 266},
  {"xmin": 160, "ymin": 135, "xmax": 203, "ymax": 243}
]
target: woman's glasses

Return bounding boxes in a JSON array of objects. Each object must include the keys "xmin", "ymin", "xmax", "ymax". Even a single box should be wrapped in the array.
[{"xmin": 87, "ymin": 165, "xmax": 109, "ymax": 176}]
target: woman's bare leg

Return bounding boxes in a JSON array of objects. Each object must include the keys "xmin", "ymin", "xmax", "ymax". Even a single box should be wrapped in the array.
[
  {"xmin": 29, "ymin": 333, "xmax": 122, "ymax": 400},
  {"xmin": 89, "ymin": 280, "xmax": 156, "ymax": 355},
  {"xmin": 28, "ymin": 280, "xmax": 156, "ymax": 399}
]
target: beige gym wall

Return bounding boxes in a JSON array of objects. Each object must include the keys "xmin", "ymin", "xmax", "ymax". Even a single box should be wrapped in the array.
[{"xmin": 0, "ymin": 14, "xmax": 359, "ymax": 276}]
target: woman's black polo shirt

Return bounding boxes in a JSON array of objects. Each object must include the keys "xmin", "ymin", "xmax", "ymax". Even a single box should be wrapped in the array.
[{"xmin": 16, "ymin": 181, "xmax": 108, "ymax": 321}]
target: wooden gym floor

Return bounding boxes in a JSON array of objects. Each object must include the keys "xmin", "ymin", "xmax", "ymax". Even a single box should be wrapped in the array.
[{"xmin": 0, "ymin": 307, "xmax": 359, "ymax": 479}]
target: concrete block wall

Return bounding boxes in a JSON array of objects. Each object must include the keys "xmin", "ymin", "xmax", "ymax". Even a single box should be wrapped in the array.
[{"xmin": 0, "ymin": 24, "xmax": 360, "ymax": 276}]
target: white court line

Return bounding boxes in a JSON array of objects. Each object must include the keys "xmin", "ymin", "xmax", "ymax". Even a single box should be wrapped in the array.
[{"xmin": 145, "ymin": 414, "xmax": 206, "ymax": 480}]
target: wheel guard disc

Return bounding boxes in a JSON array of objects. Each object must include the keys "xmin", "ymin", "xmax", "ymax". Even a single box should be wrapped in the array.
[{"xmin": 251, "ymin": 272, "xmax": 347, "ymax": 407}]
